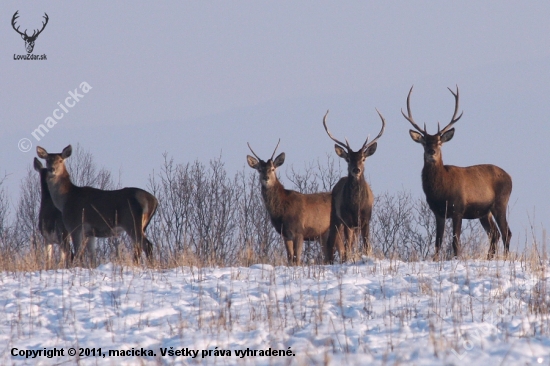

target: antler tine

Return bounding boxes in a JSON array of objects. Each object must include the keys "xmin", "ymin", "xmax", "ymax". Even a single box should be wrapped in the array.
[
  {"xmin": 401, "ymin": 85, "xmax": 427, "ymax": 135},
  {"xmin": 363, "ymin": 108, "xmax": 387, "ymax": 150},
  {"xmin": 247, "ymin": 142, "xmax": 262, "ymax": 161},
  {"xmin": 270, "ymin": 138, "xmax": 281, "ymax": 160},
  {"xmin": 36, "ymin": 13, "xmax": 49, "ymax": 36},
  {"xmin": 323, "ymin": 110, "xmax": 350, "ymax": 150},
  {"xmin": 440, "ymin": 85, "xmax": 463, "ymax": 135},
  {"xmin": 11, "ymin": 11, "xmax": 25, "ymax": 36}
]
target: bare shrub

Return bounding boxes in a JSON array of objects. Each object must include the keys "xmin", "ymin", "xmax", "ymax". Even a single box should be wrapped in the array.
[
  {"xmin": 0, "ymin": 174, "xmax": 13, "ymax": 258},
  {"xmin": 372, "ymin": 191, "xmax": 415, "ymax": 258},
  {"xmin": 66, "ymin": 144, "xmax": 114, "ymax": 189},
  {"xmin": 13, "ymin": 167, "xmax": 40, "ymax": 254}
]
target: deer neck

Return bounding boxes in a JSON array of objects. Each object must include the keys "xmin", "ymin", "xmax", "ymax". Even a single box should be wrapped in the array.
[
  {"xmin": 261, "ymin": 179, "xmax": 287, "ymax": 218},
  {"xmin": 421, "ymin": 157, "xmax": 448, "ymax": 197},
  {"xmin": 344, "ymin": 174, "xmax": 369, "ymax": 207},
  {"xmin": 39, "ymin": 171, "xmax": 53, "ymax": 202},
  {"xmin": 46, "ymin": 166, "xmax": 74, "ymax": 212}
]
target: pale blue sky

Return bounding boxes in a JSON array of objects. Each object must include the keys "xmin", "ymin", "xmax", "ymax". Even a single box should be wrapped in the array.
[{"xmin": 2, "ymin": 1, "xmax": 549, "ymax": 250}]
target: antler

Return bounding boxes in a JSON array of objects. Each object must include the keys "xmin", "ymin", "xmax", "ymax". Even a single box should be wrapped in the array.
[
  {"xmin": 31, "ymin": 13, "xmax": 49, "ymax": 39},
  {"xmin": 323, "ymin": 110, "xmax": 350, "ymax": 150},
  {"xmin": 247, "ymin": 142, "xmax": 261, "ymax": 161},
  {"xmin": 11, "ymin": 11, "xmax": 49, "ymax": 39},
  {"xmin": 401, "ymin": 86, "xmax": 427, "ymax": 135},
  {"xmin": 11, "ymin": 11, "xmax": 26, "ymax": 37},
  {"xmin": 248, "ymin": 139, "xmax": 281, "ymax": 162},
  {"xmin": 438, "ymin": 85, "xmax": 463, "ymax": 135},
  {"xmin": 363, "ymin": 109, "xmax": 386, "ymax": 151},
  {"xmin": 270, "ymin": 138, "xmax": 281, "ymax": 160}
]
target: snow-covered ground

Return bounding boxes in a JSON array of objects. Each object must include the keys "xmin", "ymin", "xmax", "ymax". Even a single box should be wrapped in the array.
[{"xmin": 1, "ymin": 259, "xmax": 549, "ymax": 365}]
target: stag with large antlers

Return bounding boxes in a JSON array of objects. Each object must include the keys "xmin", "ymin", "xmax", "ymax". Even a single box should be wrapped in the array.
[
  {"xmin": 12, "ymin": 11, "xmax": 49, "ymax": 54},
  {"xmin": 247, "ymin": 140, "xmax": 332, "ymax": 265},
  {"xmin": 34, "ymin": 158, "xmax": 72, "ymax": 268},
  {"xmin": 36, "ymin": 145, "xmax": 158, "ymax": 266},
  {"xmin": 323, "ymin": 109, "xmax": 386, "ymax": 263},
  {"xmin": 402, "ymin": 86, "xmax": 512, "ymax": 259}
]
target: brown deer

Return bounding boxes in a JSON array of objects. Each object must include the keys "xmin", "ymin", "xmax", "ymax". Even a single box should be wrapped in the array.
[
  {"xmin": 246, "ymin": 140, "xmax": 332, "ymax": 265},
  {"xmin": 323, "ymin": 109, "xmax": 386, "ymax": 263},
  {"xmin": 402, "ymin": 86, "xmax": 512, "ymax": 259},
  {"xmin": 36, "ymin": 145, "xmax": 158, "ymax": 265},
  {"xmin": 33, "ymin": 158, "xmax": 72, "ymax": 268}
]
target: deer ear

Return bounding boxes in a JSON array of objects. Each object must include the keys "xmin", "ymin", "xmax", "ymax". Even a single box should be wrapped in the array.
[
  {"xmin": 33, "ymin": 157, "xmax": 43, "ymax": 172},
  {"xmin": 61, "ymin": 145, "xmax": 72, "ymax": 159},
  {"xmin": 364, "ymin": 142, "xmax": 377, "ymax": 158},
  {"xmin": 409, "ymin": 130, "xmax": 425, "ymax": 144},
  {"xmin": 36, "ymin": 146, "xmax": 48, "ymax": 159},
  {"xmin": 334, "ymin": 145, "xmax": 348, "ymax": 159},
  {"xmin": 247, "ymin": 155, "xmax": 259, "ymax": 170},
  {"xmin": 273, "ymin": 152, "xmax": 285, "ymax": 168},
  {"xmin": 441, "ymin": 128, "xmax": 454, "ymax": 143}
]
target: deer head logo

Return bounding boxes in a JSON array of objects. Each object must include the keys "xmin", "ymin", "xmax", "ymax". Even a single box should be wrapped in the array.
[{"xmin": 12, "ymin": 11, "xmax": 49, "ymax": 54}]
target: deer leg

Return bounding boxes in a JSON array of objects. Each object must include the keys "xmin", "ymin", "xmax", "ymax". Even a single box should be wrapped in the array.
[
  {"xmin": 324, "ymin": 228, "xmax": 335, "ymax": 264},
  {"xmin": 325, "ymin": 222, "xmax": 341, "ymax": 264},
  {"xmin": 46, "ymin": 243, "xmax": 53, "ymax": 270},
  {"xmin": 294, "ymin": 234, "xmax": 304, "ymax": 266},
  {"xmin": 361, "ymin": 220, "xmax": 371, "ymax": 256},
  {"xmin": 131, "ymin": 231, "xmax": 144, "ymax": 264},
  {"xmin": 319, "ymin": 230, "xmax": 329, "ymax": 264},
  {"xmin": 336, "ymin": 225, "xmax": 348, "ymax": 263},
  {"xmin": 284, "ymin": 239, "xmax": 294, "ymax": 265},
  {"xmin": 86, "ymin": 237, "xmax": 97, "ymax": 268},
  {"xmin": 71, "ymin": 228, "xmax": 84, "ymax": 266},
  {"xmin": 61, "ymin": 231, "xmax": 72, "ymax": 268},
  {"xmin": 143, "ymin": 237, "xmax": 154, "ymax": 261},
  {"xmin": 493, "ymin": 210, "xmax": 512, "ymax": 257},
  {"xmin": 480, "ymin": 213, "xmax": 500, "ymax": 259},
  {"xmin": 434, "ymin": 215, "xmax": 445, "ymax": 260},
  {"xmin": 451, "ymin": 215, "xmax": 463, "ymax": 258},
  {"xmin": 342, "ymin": 226, "xmax": 355, "ymax": 262}
]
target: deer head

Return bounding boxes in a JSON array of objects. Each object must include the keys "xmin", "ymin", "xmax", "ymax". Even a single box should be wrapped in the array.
[
  {"xmin": 36, "ymin": 145, "xmax": 72, "ymax": 177},
  {"xmin": 12, "ymin": 11, "xmax": 49, "ymax": 54},
  {"xmin": 323, "ymin": 110, "xmax": 386, "ymax": 179},
  {"xmin": 402, "ymin": 85, "xmax": 463, "ymax": 164},
  {"xmin": 246, "ymin": 140, "xmax": 284, "ymax": 188}
]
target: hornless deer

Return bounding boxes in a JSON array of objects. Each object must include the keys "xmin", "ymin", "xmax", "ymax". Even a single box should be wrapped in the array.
[
  {"xmin": 36, "ymin": 145, "xmax": 158, "ymax": 266},
  {"xmin": 246, "ymin": 140, "xmax": 332, "ymax": 265},
  {"xmin": 323, "ymin": 109, "xmax": 386, "ymax": 263},
  {"xmin": 402, "ymin": 86, "xmax": 512, "ymax": 259},
  {"xmin": 33, "ymin": 158, "xmax": 72, "ymax": 268}
]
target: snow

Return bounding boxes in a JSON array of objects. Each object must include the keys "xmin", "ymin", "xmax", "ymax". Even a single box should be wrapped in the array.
[{"xmin": 0, "ymin": 259, "xmax": 549, "ymax": 365}]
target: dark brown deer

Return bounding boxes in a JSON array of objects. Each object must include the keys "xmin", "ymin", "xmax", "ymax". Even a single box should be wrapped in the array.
[
  {"xmin": 36, "ymin": 145, "xmax": 158, "ymax": 266},
  {"xmin": 402, "ymin": 86, "xmax": 512, "ymax": 259},
  {"xmin": 33, "ymin": 158, "xmax": 72, "ymax": 268},
  {"xmin": 246, "ymin": 140, "xmax": 332, "ymax": 265},
  {"xmin": 323, "ymin": 109, "xmax": 386, "ymax": 263}
]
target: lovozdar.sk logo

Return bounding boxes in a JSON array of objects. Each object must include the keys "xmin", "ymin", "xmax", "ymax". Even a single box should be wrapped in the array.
[{"xmin": 12, "ymin": 10, "xmax": 48, "ymax": 60}]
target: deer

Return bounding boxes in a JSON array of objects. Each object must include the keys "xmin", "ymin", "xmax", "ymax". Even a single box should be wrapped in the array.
[
  {"xmin": 12, "ymin": 11, "xmax": 49, "ymax": 54},
  {"xmin": 246, "ymin": 140, "xmax": 332, "ymax": 265},
  {"xmin": 322, "ymin": 109, "xmax": 386, "ymax": 263},
  {"xmin": 33, "ymin": 158, "xmax": 73, "ymax": 268},
  {"xmin": 402, "ymin": 85, "xmax": 512, "ymax": 259},
  {"xmin": 36, "ymin": 145, "xmax": 158, "ymax": 266}
]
